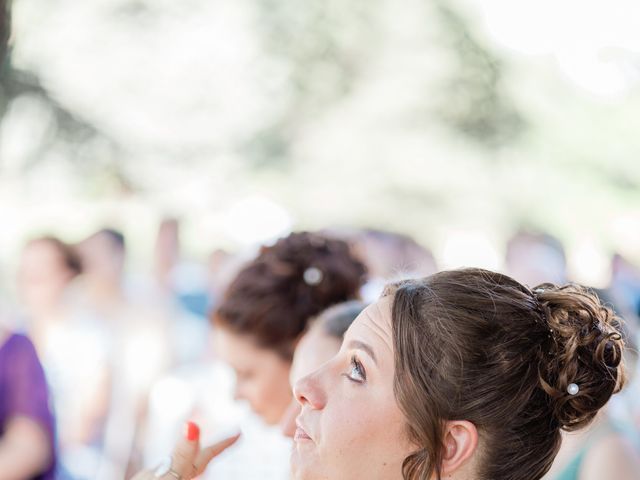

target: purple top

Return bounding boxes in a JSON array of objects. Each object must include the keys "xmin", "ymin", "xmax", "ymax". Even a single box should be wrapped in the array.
[{"xmin": 0, "ymin": 333, "xmax": 56, "ymax": 480}]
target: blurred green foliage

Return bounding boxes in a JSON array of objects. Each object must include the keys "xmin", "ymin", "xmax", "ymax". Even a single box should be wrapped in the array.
[{"xmin": 0, "ymin": 0, "xmax": 639, "ymax": 262}]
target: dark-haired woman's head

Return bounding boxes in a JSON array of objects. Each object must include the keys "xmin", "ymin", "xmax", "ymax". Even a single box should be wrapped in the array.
[
  {"xmin": 212, "ymin": 232, "xmax": 366, "ymax": 424},
  {"xmin": 292, "ymin": 268, "xmax": 625, "ymax": 480}
]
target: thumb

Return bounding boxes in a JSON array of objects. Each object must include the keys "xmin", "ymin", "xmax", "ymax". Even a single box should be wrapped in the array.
[
  {"xmin": 170, "ymin": 421, "xmax": 201, "ymax": 479},
  {"xmin": 194, "ymin": 432, "xmax": 241, "ymax": 475}
]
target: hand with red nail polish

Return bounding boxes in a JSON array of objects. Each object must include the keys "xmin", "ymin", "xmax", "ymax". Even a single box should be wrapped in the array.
[
  {"xmin": 131, "ymin": 421, "xmax": 241, "ymax": 480},
  {"xmin": 185, "ymin": 421, "xmax": 199, "ymax": 441}
]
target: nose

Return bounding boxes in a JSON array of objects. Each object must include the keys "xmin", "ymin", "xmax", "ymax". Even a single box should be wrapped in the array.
[
  {"xmin": 280, "ymin": 400, "xmax": 300, "ymax": 437},
  {"xmin": 293, "ymin": 369, "xmax": 327, "ymax": 410}
]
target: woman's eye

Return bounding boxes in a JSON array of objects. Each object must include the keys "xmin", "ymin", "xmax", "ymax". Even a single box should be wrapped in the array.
[{"xmin": 347, "ymin": 355, "xmax": 366, "ymax": 383}]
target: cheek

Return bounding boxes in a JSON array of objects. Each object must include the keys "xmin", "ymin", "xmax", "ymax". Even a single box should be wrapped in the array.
[
  {"xmin": 323, "ymin": 392, "xmax": 391, "ymax": 444},
  {"xmin": 316, "ymin": 389, "xmax": 410, "ymax": 474},
  {"xmin": 244, "ymin": 364, "xmax": 292, "ymax": 420}
]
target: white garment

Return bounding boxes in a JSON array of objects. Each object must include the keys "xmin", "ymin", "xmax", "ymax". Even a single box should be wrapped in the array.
[{"xmin": 144, "ymin": 361, "xmax": 292, "ymax": 480}]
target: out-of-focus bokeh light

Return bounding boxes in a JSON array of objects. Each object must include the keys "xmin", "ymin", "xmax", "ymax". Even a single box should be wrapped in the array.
[{"xmin": 476, "ymin": 0, "xmax": 640, "ymax": 98}]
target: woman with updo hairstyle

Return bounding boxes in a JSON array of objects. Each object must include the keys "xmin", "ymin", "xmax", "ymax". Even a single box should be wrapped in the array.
[
  {"xmin": 212, "ymin": 231, "xmax": 366, "ymax": 425},
  {"xmin": 291, "ymin": 268, "xmax": 627, "ymax": 480}
]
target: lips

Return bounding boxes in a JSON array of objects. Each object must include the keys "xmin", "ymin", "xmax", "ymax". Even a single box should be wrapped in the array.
[{"xmin": 294, "ymin": 418, "xmax": 313, "ymax": 442}]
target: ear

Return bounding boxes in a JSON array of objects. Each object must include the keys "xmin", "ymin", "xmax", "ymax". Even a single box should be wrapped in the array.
[{"xmin": 440, "ymin": 420, "xmax": 479, "ymax": 476}]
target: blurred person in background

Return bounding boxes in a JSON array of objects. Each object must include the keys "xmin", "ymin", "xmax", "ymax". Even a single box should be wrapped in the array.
[
  {"xmin": 153, "ymin": 218, "xmax": 212, "ymax": 364},
  {"xmin": 154, "ymin": 219, "xmax": 180, "ymax": 295},
  {"xmin": 505, "ymin": 230, "xmax": 568, "ymax": 287},
  {"xmin": 207, "ymin": 248, "xmax": 237, "ymax": 308},
  {"xmin": 154, "ymin": 218, "xmax": 210, "ymax": 319},
  {"xmin": 212, "ymin": 231, "xmax": 367, "ymax": 426},
  {"xmin": 0, "ymin": 326, "xmax": 56, "ymax": 480},
  {"xmin": 325, "ymin": 227, "xmax": 437, "ymax": 302},
  {"xmin": 74, "ymin": 228, "xmax": 127, "ymax": 312},
  {"xmin": 280, "ymin": 300, "xmax": 367, "ymax": 437},
  {"xmin": 70, "ymin": 228, "xmax": 172, "ymax": 479},
  {"xmin": 17, "ymin": 237, "xmax": 82, "ymax": 355},
  {"xmin": 608, "ymin": 254, "xmax": 640, "ymax": 321},
  {"xmin": 16, "ymin": 237, "xmax": 111, "ymax": 480}
]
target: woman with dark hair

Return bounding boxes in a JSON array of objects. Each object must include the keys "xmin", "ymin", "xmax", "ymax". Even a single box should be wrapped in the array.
[
  {"xmin": 212, "ymin": 231, "xmax": 366, "ymax": 425},
  {"xmin": 135, "ymin": 268, "xmax": 630, "ymax": 480},
  {"xmin": 291, "ymin": 269, "xmax": 629, "ymax": 479}
]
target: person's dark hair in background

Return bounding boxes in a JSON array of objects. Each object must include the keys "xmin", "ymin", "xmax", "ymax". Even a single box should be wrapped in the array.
[
  {"xmin": 28, "ymin": 236, "xmax": 82, "ymax": 276},
  {"xmin": 215, "ymin": 232, "xmax": 366, "ymax": 360},
  {"xmin": 76, "ymin": 227, "xmax": 127, "ymax": 288},
  {"xmin": 212, "ymin": 231, "xmax": 367, "ymax": 425},
  {"xmin": 314, "ymin": 300, "xmax": 367, "ymax": 341}
]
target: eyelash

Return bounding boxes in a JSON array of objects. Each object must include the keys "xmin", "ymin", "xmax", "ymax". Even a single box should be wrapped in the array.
[{"xmin": 345, "ymin": 355, "xmax": 367, "ymax": 384}]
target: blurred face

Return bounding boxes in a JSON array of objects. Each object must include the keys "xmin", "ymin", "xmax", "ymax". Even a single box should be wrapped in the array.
[
  {"xmin": 18, "ymin": 240, "xmax": 74, "ymax": 309},
  {"xmin": 506, "ymin": 240, "xmax": 566, "ymax": 286},
  {"xmin": 214, "ymin": 327, "xmax": 293, "ymax": 425},
  {"xmin": 291, "ymin": 298, "xmax": 413, "ymax": 479},
  {"xmin": 77, "ymin": 234, "xmax": 124, "ymax": 281},
  {"xmin": 281, "ymin": 323, "xmax": 342, "ymax": 437}
]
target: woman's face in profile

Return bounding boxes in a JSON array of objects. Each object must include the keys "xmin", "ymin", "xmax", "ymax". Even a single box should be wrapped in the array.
[{"xmin": 291, "ymin": 298, "xmax": 413, "ymax": 479}]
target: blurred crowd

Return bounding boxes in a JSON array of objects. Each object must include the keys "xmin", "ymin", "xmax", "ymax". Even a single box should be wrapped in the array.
[{"xmin": 1, "ymin": 222, "xmax": 640, "ymax": 480}]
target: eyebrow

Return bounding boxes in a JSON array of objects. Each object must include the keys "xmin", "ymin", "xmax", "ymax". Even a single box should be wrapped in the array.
[{"xmin": 347, "ymin": 340, "xmax": 378, "ymax": 366}]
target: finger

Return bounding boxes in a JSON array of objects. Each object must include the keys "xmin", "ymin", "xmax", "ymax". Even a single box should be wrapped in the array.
[
  {"xmin": 170, "ymin": 421, "xmax": 201, "ymax": 478},
  {"xmin": 193, "ymin": 432, "xmax": 241, "ymax": 475}
]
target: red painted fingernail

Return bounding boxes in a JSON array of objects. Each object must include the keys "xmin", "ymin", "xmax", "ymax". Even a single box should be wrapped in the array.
[{"xmin": 185, "ymin": 421, "xmax": 200, "ymax": 441}]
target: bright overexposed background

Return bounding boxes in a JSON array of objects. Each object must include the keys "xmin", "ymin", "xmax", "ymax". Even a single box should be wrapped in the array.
[{"xmin": 1, "ymin": 0, "xmax": 639, "ymax": 287}]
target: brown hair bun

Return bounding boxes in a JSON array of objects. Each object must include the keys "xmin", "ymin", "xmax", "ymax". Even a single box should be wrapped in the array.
[
  {"xmin": 387, "ymin": 269, "xmax": 627, "ymax": 480},
  {"xmin": 213, "ymin": 231, "xmax": 366, "ymax": 359},
  {"xmin": 534, "ymin": 283, "xmax": 625, "ymax": 431}
]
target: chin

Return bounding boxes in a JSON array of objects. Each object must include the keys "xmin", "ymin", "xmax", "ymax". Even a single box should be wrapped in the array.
[{"xmin": 290, "ymin": 449, "xmax": 317, "ymax": 480}]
